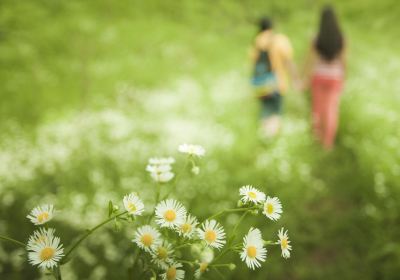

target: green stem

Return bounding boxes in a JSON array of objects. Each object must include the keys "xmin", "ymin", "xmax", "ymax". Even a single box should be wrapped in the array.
[
  {"xmin": 151, "ymin": 269, "xmax": 157, "ymax": 279},
  {"xmin": 174, "ymin": 242, "xmax": 194, "ymax": 250},
  {"xmin": 147, "ymin": 184, "xmax": 161, "ymax": 223},
  {"xmin": 61, "ymin": 211, "xmax": 127, "ymax": 264},
  {"xmin": 54, "ymin": 266, "xmax": 62, "ymax": 280},
  {"xmin": 264, "ymin": 240, "xmax": 279, "ymax": 246},
  {"xmin": 213, "ymin": 267, "xmax": 225, "ymax": 278},
  {"xmin": 174, "ymin": 157, "xmax": 190, "ymax": 184},
  {"xmin": 210, "ymin": 263, "xmax": 232, "ymax": 268},
  {"xmin": 131, "ymin": 246, "xmax": 140, "ymax": 269},
  {"xmin": 231, "ymin": 211, "xmax": 248, "ymax": 237},
  {"xmin": 212, "ymin": 247, "xmax": 232, "ymax": 264},
  {"xmin": 0, "ymin": 235, "xmax": 25, "ymax": 247},
  {"xmin": 177, "ymin": 259, "xmax": 195, "ymax": 265},
  {"xmin": 205, "ymin": 206, "xmax": 257, "ymax": 221}
]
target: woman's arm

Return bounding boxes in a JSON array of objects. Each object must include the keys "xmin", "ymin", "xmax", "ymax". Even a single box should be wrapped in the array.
[
  {"xmin": 248, "ymin": 46, "xmax": 259, "ymax": 64},
  {"xmin": 302, "ymin": 43, "xmax": 317, "ymax": 91}
]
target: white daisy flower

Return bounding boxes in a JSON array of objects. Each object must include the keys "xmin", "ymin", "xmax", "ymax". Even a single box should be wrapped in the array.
[
  {"xmin": 160, "ymin": 262, "xmax": 185, "ymax": 280},
  {"xmin": 27, "ymin": 204, "xmax": 55, "ymax": 225},
  {"xmin": 176, "ymin": 214, "xmax": 198, "ymax": 239},
  {"xmin": 133, "ymin": 225, "xmax": 161, "ymax": 251},
  {"xmin": 146, "ymin": 164, "xmax": 173, "ymax": 173},
  {"xmin": 239, "ymin": 185, "xmax": 266, "ymax": 204},
  {"xmin": 278, "ymin": 227, "xmax": 292, "ymax": 259},
  {"xmin": 150, "ymin": 240, "xmax": 174, "ymax": 269},
  {"xmin": 155, "ymin": 199, "xmax": 187, "ymax": 228},
  {"xmin": 262, "ymin": 196, "xmax": 283, "ymax": 221},
  {"xmin": 27, "ymin": 228, "xmax": 56, "ymax": 248},
  {"xmin": 194, "ymin": 262, "xmax": 209, "ymax": 279},
  {"xmin": 123, "ymin": 193, "xmax": 144, "ymax": 216},
  {"xmin": 197, "ymin": 220, "xmax": 226, "ymax": 250},
  {"xmin": 240, "ymin": 228, "xmax": 267, "ymax": 270},
  {"xmin": 149, "ymin": 157, "xmax": 175, "ymax": 165},
  {"xmin": 146, "ymin": 163, "xmax": 175, "ymax": 183},
  {"xmin": 178, "ymin": 143, "xmax": 205, "ymax": 157},
  {"xmin": 151, "ymin": 171, "xmax": 175, "ymax": 183},
  {"xmin": 27, "ymin": 228, "xmax": 64, "ymax": 269}
]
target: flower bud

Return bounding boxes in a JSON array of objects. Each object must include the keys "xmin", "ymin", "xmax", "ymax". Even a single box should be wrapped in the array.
[
  {"xmin": 229, "ymin": 263, "xmax": 236, "ymax": 270},
  {"xmin": 191, "ymin": 166, "xmax": 200, "ymax": 175},
  {"xmin": 250, "ymin": 209, "xmax": 259, "ymax": 216}
]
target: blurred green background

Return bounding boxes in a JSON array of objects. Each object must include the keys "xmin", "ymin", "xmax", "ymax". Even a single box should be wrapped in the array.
[{"xmin": 1, "ymin": 0, "xmax": 399, "ymax": 279}]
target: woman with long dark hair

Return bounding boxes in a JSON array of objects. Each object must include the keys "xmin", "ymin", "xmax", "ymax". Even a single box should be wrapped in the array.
[{"xmin": 304, "ymin": 5, "xmax": 346, "ymax": 149}]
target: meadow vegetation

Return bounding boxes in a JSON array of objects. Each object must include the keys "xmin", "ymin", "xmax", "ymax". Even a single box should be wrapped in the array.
[{"xmin": 0, "ymin": 0, "xmax": 399, "ymax": 279}]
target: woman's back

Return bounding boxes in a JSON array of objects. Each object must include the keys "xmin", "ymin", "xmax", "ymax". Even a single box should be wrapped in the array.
[{"xmin": 313, "ymin": 49, "xmax": 345, "ymax": 80}]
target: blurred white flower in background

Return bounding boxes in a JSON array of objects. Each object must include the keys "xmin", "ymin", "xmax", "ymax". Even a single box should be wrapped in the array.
[
  {"xmin": 149, "ymin": 157, "xmax": 175, "ymax": 165},
  {"xmin": 123, "ymin": 193, "xmax": 144, "ymax": 216},
  {"xmin": 146, "ymin": 157, "xmax": 175, "ymax": 183},
  {"xmin": 277, "ymin": 227, "xmax": 292, "ymax": 259},
  {"xmin": 240, "ymin": 228, "xmax": 267, "ymax": 270},
  {"xmin": 27, "ymin": 228, "xmax": 64, "ymax": 269},
  {"xmin": 194, "ymin": 262, "xmax": 209, "ymax": 279},
  {"xmin": 178, "ymin": 144, "xmax": 205, "ymax": 157},
  {"xmin": 26, "ymin": 204, "xmax": 55, "ymax": 225},
  {"xmin": 194, "ymin": 247, "xmax": 214, "ymax": 279}
]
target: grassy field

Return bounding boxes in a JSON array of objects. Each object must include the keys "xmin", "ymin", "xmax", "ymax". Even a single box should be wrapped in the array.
[{"xmin": 1, "ymin": 0, "xmax": 400, "ymax": 279}]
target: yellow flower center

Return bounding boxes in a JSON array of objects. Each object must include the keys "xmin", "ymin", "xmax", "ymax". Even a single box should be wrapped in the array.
[
  {"xmin": 266, "ymin": 203, "xmax": 274, "ymax": 214},
  {"xmin": 247, "ymin": 246, "xmax": 257, "ymax": 258},
  {"xmin": 181, "ymin": 223, "xmax": 192, "ymax": 233},
  {"xmin": 248, "ymin": 191, "xmax": 257, "ymax": 199},
  {"xmin": 157, "ymin": 247, "xmax": 168, "ymax": 259},
  {"xmin": 164, "ymin": 210, "xmax": 176, "ymax": 222},
  {"xmin": 205, "ymin": 230, "xmax": 216, "ymax": 243},
  {"xmin": 166, "ymin": 267, "xmax": 177, "ymax": 280},
  {"xmin": 199, "ymin": 262, "xmax": 208, "ymax": 272},
  {"xmin": 281, "ymin": 238, "xmax": 288, "ymax": 249},
  {"xmin": 127, "ymin": 202, "xmax": 136, "ymax": 212},
  {"xmin": 141, "ymin": 234, "xmax": 153, "ymax": 247},
  {"xmin": 40, "ymin": 247, "xmax": 55, "ymax": 261},
  {"xmin": 37, "ymin": 212, "xmax": 49, "ymax": 223}
]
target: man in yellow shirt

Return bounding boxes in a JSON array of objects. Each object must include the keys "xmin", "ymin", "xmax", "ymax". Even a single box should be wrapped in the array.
[{"xmin": 250, "ymin": 17, "xmax": 297, "ymax": 138}]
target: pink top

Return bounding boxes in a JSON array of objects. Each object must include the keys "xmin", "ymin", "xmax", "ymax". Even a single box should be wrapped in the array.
[{"xmin": 313, "ymin": 57, "xmax": 344, "ymax": 80}]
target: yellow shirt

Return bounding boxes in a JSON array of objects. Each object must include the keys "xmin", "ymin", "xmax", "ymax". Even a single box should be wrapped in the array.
[{"xmin": 253, "ymin": 31, "xmax": 293, "ymax": 93}]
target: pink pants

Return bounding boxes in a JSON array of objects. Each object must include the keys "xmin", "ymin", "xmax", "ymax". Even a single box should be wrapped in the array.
[{"xmin": 311, "ymin": 76, "xmax": 343, "ymax": 149}]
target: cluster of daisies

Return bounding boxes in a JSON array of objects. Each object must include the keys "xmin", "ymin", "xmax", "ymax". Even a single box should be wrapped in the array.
[
  {"xmin": 26, "ymin": 204, "xmax": 64, "ymax": 269},
  {"xmin": 238, "ymin": 185, "xmax": 292, "ymax": 268},
  {"xmin": 17, "ymin": 143, "xmax": 292, "ymax": 280},
  {"xmin": 125, "ymin": 194, "xmax": 219, "ymax": 279},
  {"xmin": 122, "ymin": 184, "xmax": 291, "ymax": 279}
]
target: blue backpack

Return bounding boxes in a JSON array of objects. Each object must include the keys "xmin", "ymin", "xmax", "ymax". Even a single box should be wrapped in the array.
[{"xmin": 251, "ymin": 50, "xmax": 278, "ymax": 97}]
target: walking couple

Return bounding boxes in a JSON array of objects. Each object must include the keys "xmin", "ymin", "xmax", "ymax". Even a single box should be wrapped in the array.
[{"xmin": 251, "ymin": 5, "xmax": 345, "ymax": 150}]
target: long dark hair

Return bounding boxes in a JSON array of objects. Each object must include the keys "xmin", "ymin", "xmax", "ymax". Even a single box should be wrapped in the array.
[
  {"xmin": 259, "ymin": 17, "xmax": 273, "ymax": 33},
  {"xmin": 315, "ymin": 6, "xmax": 344, "ymax": 61}
]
